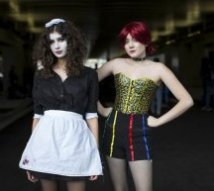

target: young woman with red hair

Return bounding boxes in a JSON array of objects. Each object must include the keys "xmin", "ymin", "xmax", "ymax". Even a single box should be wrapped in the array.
[{"xmin": 97, "ymin": 21, "xmax": 193, "ymax": 191}]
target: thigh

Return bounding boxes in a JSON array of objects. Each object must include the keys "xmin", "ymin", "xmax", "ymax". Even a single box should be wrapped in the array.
[
  {"xmin": 128, "ymin": 160, "xmax": 152, "ymax": 191},
  {"xmin": 106, "ymin": 156, "xmax": 128, "ymax": 191},
  {"xmin": 40, "ymin": 179, "xmax": 58, "ymax": 191},
  {"xmin": 66, "ymin": 180, "xmax": 85, "ymax": 191}
]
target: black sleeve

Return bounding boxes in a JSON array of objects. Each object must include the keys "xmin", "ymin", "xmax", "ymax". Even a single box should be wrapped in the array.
[
  {"xmin": 86, "ymin": 69, "xmax": 99, "ymax": 113},
  {"xmin": 32, "ymin": 73, "xmax": 44, "ymax": 115}
]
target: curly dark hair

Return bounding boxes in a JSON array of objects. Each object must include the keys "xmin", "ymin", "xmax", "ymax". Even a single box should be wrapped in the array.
[{"xmin": 33, "ymin": 20, "xmax": 87, "ymax": 77}]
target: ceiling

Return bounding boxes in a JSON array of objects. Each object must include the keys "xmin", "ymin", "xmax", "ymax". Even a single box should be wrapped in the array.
[{"xmin": 1, "ymin": 0, "xmax": 214, "ymax": 57}]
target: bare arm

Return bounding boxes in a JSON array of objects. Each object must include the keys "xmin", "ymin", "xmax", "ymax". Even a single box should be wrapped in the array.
[
  {"xmin": 97, "ymin": 101, "xmax": 113, "ymax": 117},
  {"xmin": 31, "ymin": 118, "xmax": 40, "ymax": 132},
  {"xmin": 97, "ymin": 59, "xmax": 116, "ymax": 116},
  {"xmin": 86, "ymin": 118, "xmax": 99, "ymax": 181},
  {"xmin": 148, "ymin": 64, "xmax": 194, "ymax": 127},
  {"xmin": 86, "ymin": 118, "xmax": 99, "ymax": 146},
  {"xmin": 97, "ymin": 59, "xmax": 116, "ymax": 81},
  {"xmin": 26, "ymin": 117, "xmax": 40, "ymax": 182}
]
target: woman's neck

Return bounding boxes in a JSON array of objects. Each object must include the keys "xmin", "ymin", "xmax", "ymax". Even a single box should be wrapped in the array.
[
  {"xmin": 54, "ymin": 59, "xmax": 67, "ymax": 70},
  {"xmin": 132, "ymin": 57, "xmax": 146, "ymax": 62}
]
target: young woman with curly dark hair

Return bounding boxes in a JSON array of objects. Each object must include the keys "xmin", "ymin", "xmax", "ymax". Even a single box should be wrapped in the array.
[{"xmin": 19, "ymin": 18, "xmax": 102, "ymax": 191}]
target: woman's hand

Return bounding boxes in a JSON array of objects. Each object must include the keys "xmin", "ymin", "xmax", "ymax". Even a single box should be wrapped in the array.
[
  {"xmin": 147, "ymin": 116, "xmax": 160, "ymax": 127},
  {"xmin": 97, "ymin": 101, "xmax": 113, "ymax": 117},
  {"xmin": 102, "ymin": 107, "xmax": 113, "ymax": 117},
  {"xmin": 26, "ymin": 171, "xmax": 38, "ymax": 183},
  {"xmin": 89, "ymin": 175, "xmax": 98, "ymax": 181}
]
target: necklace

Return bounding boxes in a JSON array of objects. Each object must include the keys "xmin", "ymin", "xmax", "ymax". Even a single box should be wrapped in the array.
[{"xmin": 132, "ymin": 57, "xmax": 146, "ymax": 62}]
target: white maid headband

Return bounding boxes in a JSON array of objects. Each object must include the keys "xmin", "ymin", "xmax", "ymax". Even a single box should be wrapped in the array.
[{"xmin": 45, "ymin": 18, "xmax": 65, "ymax": 28}]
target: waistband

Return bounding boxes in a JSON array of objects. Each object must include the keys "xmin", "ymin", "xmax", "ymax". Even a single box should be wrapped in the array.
[
  {"xmin": 113, "ymin": 108, "xmax": 148, "ymax": 115},
  {"xmin": 44, "ymin": 110, "xmax": 83, "ymax": 119}
]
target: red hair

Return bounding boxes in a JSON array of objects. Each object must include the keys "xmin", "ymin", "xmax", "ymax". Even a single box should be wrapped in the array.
[{"xmin": 118, "ymin": 21, "xmax": 155, "ymax": 54}]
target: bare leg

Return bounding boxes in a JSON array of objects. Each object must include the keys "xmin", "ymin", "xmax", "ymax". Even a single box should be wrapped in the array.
[
  {"xmin": 40, "ymin": 179, "xmax": 58, "ymax": 191},
  {"xmin": 129, "ymin": 160, "xmax": 152, "ymax": 191},
  {"xmin": 66, "ymin": 180, "xmax": 85, "ymax": 191},
  {"xmin": 106, "ymin": 156, "xmax": 128, "ymax": 191}
]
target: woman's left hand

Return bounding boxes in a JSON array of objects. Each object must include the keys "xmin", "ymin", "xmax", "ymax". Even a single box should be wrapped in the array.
[
  {"xmin": 147, "ymin": 116, "xmax": 160, "ymax": 127},
  {"xmin": 26, "ymin": 171, "xmax": 38, "ymax": 183},
  {"xmin": 89, "ymin": 175, "xmax": 98, "ymax": 181}
]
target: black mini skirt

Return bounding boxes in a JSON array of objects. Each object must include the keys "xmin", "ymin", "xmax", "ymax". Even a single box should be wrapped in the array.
[{"xmin": 102, "ymin": 109, "xmax": 152, "ymax": 161}]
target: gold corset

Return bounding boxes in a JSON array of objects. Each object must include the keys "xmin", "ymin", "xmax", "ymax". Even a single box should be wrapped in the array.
[{"xmin": 114, "ymin": 73, "xmax": 158, "ymax": 114}]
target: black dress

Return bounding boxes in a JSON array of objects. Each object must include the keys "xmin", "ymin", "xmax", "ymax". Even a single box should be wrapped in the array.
[{"xmin": 19, "ymin": 67, "xmax": 103, "ymax": 179}]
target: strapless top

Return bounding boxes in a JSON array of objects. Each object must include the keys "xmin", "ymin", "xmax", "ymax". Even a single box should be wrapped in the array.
[{"xmin": 114, "ymin": 73, "xmax": 158, "ymax": 114}]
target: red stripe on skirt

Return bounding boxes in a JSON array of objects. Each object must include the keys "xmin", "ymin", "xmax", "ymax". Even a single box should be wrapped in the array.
[{"xmin": 128, "ymin": 114, "xmax": 135, "ymax": 161}]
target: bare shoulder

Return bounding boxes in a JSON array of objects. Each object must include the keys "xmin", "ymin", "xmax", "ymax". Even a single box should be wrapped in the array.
[
  {"xmin": 148, "ymin": 61, "xmax": 169, "ymax": 72},
  {"xmin": 110, "ymin": 57, "xmax": 126, "ymax": 65},
  {"xmin": 102, "ymin": 58, "xmax": 121, "ymax": 67},
  {"xmin": 107, "ymin": 57, "xmax": 127, "ymax": 70},
  {"xmin": 97, "ymin": 57, "xmax": 126, "ymax": 79}
]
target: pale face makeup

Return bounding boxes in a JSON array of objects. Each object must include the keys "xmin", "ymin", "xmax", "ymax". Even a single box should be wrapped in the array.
[
  {"xmin": 124, "ymin": 34, "xmax": 146, "ymax": 59},
  {"xmin": 49, "ymin": 32, "xmax": 68, "ymax": 59}
]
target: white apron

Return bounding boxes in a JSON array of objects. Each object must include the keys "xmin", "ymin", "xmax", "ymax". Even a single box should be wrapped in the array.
[{"xmin": 19, "ymin": 110, "xmax": 103, "ymax": 176}]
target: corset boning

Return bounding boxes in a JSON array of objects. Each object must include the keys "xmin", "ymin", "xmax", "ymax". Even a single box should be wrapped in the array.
[{"xmin": 114, "ymin": 73, "xmax": 158, "ymax": 114}]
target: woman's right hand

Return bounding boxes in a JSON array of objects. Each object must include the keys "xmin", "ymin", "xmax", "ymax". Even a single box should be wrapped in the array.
[
  {"xmin": 89, "ymin": 175, "xmax": 98, "ymax": 181},
  {"xmin": 103, "ymin": 107, "xmax": 113, "ymax": 117},
  {"xmin": 97, "ymin": 101, "xmax": 113, "ymax": 117},
  {"xmin": 26, "ymin": 171, "xmax": 38, "ymax": 183}
]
